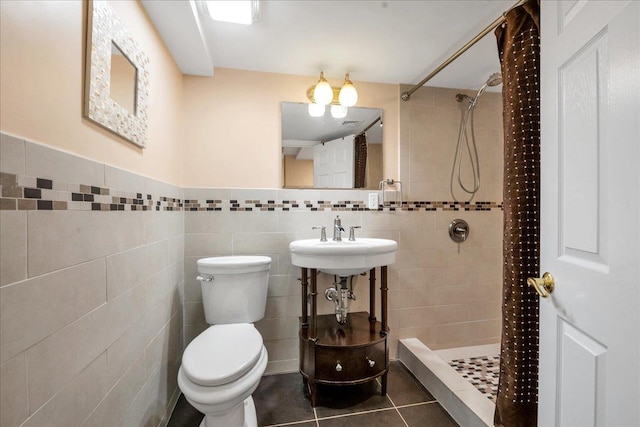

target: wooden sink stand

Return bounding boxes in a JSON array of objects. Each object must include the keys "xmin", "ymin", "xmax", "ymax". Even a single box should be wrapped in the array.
[{"xmin": 298, "ymin": 266, "xmax": 389, "ymax": 407}]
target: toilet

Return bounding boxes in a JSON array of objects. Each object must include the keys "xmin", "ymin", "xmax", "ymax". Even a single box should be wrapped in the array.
[{"xmin": 178, "ymin": 256, "xmax": 271, "ymax": 427}]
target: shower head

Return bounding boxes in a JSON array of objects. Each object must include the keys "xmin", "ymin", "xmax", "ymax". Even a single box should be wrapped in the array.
[
  {"xmin": 470, "ymin": 72, "xmax": 503, "ymax": 107},
  {"xmin": 486, "ymin": 72, "xmax": 502, "ymax": 87}
]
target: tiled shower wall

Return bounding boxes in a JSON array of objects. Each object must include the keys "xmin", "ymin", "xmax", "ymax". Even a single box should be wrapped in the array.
[
  {"xmin": 399, "ymin": 85, "xmax": 503, "ymax": 202},
  {"xmin": 0, "ymin": 133, "xmax": 184, "ymax": 427}
]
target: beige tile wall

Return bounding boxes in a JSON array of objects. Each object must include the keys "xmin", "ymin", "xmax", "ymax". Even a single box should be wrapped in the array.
[
  {"xmin": 0, "ymin": 134, "xmax": 184, "ymax": 427},
  {"xmin": 399, "ymin": 85, "xmax": 503, "ymax": 202},
  {"xmin": 183, "ymin": 189, "xmax": 503, "ymax": 375}
]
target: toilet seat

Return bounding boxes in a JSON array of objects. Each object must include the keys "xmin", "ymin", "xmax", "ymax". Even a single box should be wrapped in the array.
[{"xmin": 182, "ymin": 324, "xmax": 263, "ymax": 387}]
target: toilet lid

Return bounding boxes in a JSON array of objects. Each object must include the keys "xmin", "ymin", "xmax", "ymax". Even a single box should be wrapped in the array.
[
  {"xmin": 197, "ymin": 256, "xmax": 271, "ymax": 275},
  {"xmin": 182, "ymin": 324, "xmax": 263, "ymax": 387}
]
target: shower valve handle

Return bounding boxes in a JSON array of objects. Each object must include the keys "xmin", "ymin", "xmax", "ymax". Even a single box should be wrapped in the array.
[{"xmin": 449, "ymin": 219, "xmax": 469, "ymax": 243}]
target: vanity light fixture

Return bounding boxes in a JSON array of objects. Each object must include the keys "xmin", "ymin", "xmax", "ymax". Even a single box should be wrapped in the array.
[
  {"xmin": 307, "ymin": 71, "xmax": 359, "ymax": 118},
  {"xmin": 202, "ymin": 0, "xmax": 259, "ymax": 25}
]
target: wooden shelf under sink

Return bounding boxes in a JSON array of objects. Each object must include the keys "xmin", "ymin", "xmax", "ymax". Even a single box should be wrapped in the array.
[{"xmin": 297, "ymin": 267, "xmax": 389, "ymax": 407}]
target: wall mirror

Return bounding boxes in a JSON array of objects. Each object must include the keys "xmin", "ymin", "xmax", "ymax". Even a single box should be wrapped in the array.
[
  {"xmin": 109, "ymin": 42, "xmax": 137, "ymax": 114},
  {"xmin": 84, "ymin": 0, "xmax": 150, "ymax": 148},
  {"xmin": 281, "ymin": 102, "xmax": 382, "ymax": 189}
]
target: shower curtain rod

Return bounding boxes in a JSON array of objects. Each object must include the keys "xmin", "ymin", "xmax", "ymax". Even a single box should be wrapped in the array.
[{"xmin": 400, "ymin": 0, "xmax": 528, "ymax": 101}]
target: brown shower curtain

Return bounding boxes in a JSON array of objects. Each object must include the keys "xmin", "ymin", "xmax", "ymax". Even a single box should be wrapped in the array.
[
  {"xmin": 494, "ymin": 1, "xmax": 540, "ymax": 426},
  {"xmin": 354, "ymin": 133, "xmax": 367, "ymax": 188}
]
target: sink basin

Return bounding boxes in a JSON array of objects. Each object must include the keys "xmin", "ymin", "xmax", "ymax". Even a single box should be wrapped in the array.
[{"xmin": 289, "ymin": 238, "xmax": 398, "ymax": 276}]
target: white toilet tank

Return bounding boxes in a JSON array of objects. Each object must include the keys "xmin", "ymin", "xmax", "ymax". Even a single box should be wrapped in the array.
[{"xmin": 197, "ymin": 256, "xmax": 271, "ymax": 324}]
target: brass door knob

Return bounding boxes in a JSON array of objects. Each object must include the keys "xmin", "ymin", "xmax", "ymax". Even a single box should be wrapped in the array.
[{"xmin": 527, "ymin": 272, "xmax": 555, "ymax": 298}]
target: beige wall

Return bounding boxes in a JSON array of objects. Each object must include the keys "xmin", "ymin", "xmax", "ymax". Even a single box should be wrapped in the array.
[
  {"xmin": 0, "ymin": 0, "xmax": 395, "ymax": 190},
  {"xmin": 182, "ymin": 68, "xmax": 399, "ymax": 188},
  {"xmin": 0, "ymin": 0, "xmax": 184, "ymax": 186}
]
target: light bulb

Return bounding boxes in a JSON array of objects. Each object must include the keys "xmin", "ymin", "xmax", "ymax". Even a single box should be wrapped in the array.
[
  {"xmin": 313, "ymin": 72, "xmax": 333, "ymax": 105},
  {"xmin": 338, "ymin": 73, "xmax": 358, "ymax": 107},
  {"xmin": 330, "ymin": 104, "xmax": 348, "ymax": 119},
  {"xmin": 308, "ymin": 102, "xmax": 325, "ymax": 117}
]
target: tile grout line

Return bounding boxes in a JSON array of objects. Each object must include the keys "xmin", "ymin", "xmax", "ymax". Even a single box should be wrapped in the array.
[
  {"xmin": 386, "ymin": 394, "xmax": 409, "ymax": 427},
  {"xmin": 266, "ymin": 419, "xmax": 317, "ymax": 427},
  {"xmin": 314, "ymin": 406, "xmax": 398, "ymax": 422},
  {"xmin": 395, "ymin": 400, "xmax": 439, "ymax": 409}
]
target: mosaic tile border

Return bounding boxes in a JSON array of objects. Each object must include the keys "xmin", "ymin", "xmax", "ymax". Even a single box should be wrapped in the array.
[
  {"xmin": 183, "ymin": 199, "xmax": 502, "ymax": 212},
  {"xmin": 1, "ymin": 172, "xmax": 503, "ymax": 212},
  {"xmin": 449, "ymin": 355, "xmax": 500, "ymax": 403},
  {"xmin": 0, "ymin": 172, "xmax": 179, "ymax": 212}
]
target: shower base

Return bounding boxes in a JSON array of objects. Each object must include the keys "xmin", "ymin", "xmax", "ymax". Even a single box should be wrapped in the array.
[{"xmin": 397, "ymin": 339, "xmax": 500, "ymax": 427}]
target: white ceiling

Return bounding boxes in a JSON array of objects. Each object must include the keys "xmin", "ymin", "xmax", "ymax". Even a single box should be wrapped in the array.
[{"xmin": 142, "ymin": 0, "xmax": 515, "ymax": 90}]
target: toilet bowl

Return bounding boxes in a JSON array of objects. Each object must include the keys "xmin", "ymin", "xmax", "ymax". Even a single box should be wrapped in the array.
[
  {"xmin": 178, "ymin": 324, "xmax": 268, "ymax": 426},
  {"xmin": 178, "ymin": 256, "xmax": 271, "ymax": 427}
]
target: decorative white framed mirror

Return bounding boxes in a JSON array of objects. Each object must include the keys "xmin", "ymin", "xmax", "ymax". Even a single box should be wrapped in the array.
[{"xmin": 84, "ymin": 0, "xmax": 150, "ymax": 148}]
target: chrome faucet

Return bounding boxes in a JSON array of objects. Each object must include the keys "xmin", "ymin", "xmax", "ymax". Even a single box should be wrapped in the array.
[{"xmin": 333, "ymin": 215, "xmax": 344, "ymax": 241}]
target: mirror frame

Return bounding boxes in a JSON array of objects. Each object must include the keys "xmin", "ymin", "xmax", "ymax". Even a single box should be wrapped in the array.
[{"xmin": 84, "ymin": 0, "xmax": 150, "ymax": 148}]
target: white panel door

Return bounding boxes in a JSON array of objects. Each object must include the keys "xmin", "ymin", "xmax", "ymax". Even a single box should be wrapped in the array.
[
  {"xmin": 313, "ymin": 136, "xmax": 354, "ymax": 188},
  {"xmin": 539, "ymin": 1, "xmax": 639, "ymax": 426}
]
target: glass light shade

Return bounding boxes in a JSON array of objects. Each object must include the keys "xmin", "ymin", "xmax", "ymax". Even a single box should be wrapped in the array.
[
  {"xmin": 308, "ymin": 102, "xmax": 325, "ymax": 117},
  {"xmin": 339, "ymin": 82, "xmax": 358, "ymax": 107},
  {"xmin": 313, "ymin": 72, "xmax": 334, "ymax": 105},
  {"xmin": 330, "ymin": 104, "xmax": 348, "ymax": 119}
]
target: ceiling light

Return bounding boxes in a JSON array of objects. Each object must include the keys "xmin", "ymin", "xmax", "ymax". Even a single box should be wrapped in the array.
[
  {"xmin": 338, "ymin": 74, "xmax": 358, "ymax": 107},
  {"xmin": 330, "ymin": 105, "xmax": 348, "ymax": 119},
  {"xmin": 203, "ymin": 0, "xmax": 259, "ymax": 25},
  {"xmin": 308, "ymin": 102, "xmax": 325, "ymax": 117}
]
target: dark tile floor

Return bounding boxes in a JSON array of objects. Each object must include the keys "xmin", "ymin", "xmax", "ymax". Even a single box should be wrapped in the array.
[{"xmin": 168, "ymin": 361, "xmax": 459, "ymax": 427}]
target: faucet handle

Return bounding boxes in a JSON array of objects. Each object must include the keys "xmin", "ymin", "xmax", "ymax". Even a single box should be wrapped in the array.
[
  {"xmin": 348, "ymin": 226, "xmax": 362, "ymax": 241},
  {"xmin": 312, "ymin": 226, "xmax": 327, "ymax": 241}
]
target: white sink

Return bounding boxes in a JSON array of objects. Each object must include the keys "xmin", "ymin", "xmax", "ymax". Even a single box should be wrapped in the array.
[{"xmin": 289, "ymin": 238, "xmax": 398, "ymax": 276}]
